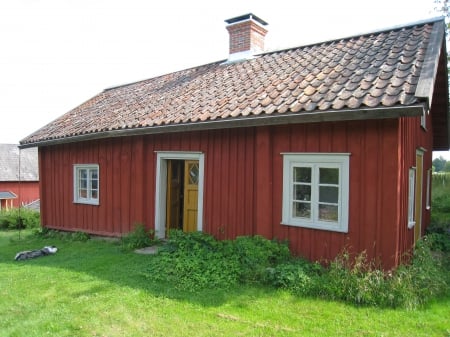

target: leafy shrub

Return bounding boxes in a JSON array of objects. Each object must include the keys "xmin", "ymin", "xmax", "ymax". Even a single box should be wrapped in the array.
[
  {"xmin": 0, "ymin": 208, "xmax": 40, "ymax": 230},
  {"xmin": 264, "ymin": 259, "xmax": 323, "ymax": 294},
  {"xmin": 70, "ymin": 231, "xmax": 91, "ymax": 242},
  {"xmin": 121, "ymin": 224, "xmax": 157, "ymax": 250},
  {"xmin": 144, "ymin": 231, "xmax": 291, "ymax": 291},
  {"xmin": 146, "ymin": 231, "xmax": 241, "ymax": 291},
  {"xmin": 228, "ymin": 235, "xmax": 291, "ymax": 282}
]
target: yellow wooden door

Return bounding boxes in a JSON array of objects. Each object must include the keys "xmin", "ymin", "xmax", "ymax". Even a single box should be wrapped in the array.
[
  {"xmin": 166, "ymin": 160, "xmax": 182, "ymax": 231},
  {"xmin": 414, "ymin": 151, "xmax": 424, "ymax": 242},
  {"xmin": 183, "ymin": 160, "xmax": 199, "ymax": 232}
]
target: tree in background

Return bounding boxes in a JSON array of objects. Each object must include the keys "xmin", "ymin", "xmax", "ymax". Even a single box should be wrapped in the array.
[
  {"xmin": 433, "ymin": 156, "xmax": 447, "ymax": 172},
  {"xmin": 444, "ymin": 160, "xmax": 450, "ymax": 171}
]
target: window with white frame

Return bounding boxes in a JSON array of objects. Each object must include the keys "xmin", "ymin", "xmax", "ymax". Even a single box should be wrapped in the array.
[
  {"xmin": 282, "ymin": 153, "xmax": 350, "ymax": 232},
  {"xmin": 74, "ymin": 164, "xmax": 99, "ymax": 205},
  {"xmin": 408, "ymin": 168, "xmax": 416, "ymax": 228}
]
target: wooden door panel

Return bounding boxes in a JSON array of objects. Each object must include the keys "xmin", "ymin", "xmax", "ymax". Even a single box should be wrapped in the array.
[{"xmin": 183, "ymin": 160, "xmax": 199, "ymax": 232}]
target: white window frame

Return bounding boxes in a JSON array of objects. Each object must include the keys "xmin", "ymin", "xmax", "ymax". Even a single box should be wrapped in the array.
[
  {"xmin": 408, "ymin": 167, "xmax": 416, "ymax": 228},
  {"xmin": 73, "ymin": 164, "xmax": 99, "ymax": 205},
  {"xmin": 282, "ymin": 153, "xmax": 350, "ymax": 233}
]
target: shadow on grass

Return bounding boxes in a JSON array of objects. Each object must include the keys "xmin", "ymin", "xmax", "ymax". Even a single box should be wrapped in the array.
[{"xmin": 0, "ymin": 230, "xmax": 275, "ymax": 308}]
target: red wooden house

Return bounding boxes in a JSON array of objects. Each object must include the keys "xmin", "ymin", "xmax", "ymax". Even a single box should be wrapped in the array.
[
  {"xmin": 20, "ymin": 14, "xmax": 449, "ymax": 268},
  {"xmin": 0, "ymin": 144, "xmax": 39, "ymax": 210}
]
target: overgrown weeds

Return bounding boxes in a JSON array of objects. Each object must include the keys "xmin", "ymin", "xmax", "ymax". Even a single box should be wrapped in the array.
[
  {"xmin": 142, "ymin": 230, "xmax": 449, "ymax": 309},
  {"xmin": 120, "ymin": 224, "xmax": 158, "ymax": 250}
]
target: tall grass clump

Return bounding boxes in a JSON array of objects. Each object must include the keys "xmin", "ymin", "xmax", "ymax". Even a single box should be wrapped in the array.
[
  {"xmin": 316, "ymin": 239, "xmax": 448, "ymax": 309},
  {"xmin": 0, "ymin": 208, "xmax": 40, "ymax": 230}
]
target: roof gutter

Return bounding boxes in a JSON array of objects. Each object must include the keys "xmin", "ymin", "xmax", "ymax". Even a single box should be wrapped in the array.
[{"xmin": 19, "ymin": 104, "xmax": 426, "ymax": 149}]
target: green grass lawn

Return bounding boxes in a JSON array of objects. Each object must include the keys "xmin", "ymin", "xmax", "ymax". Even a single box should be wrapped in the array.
[{"xmin": 1, "ymin": 230, "xmax": 449, "ymax": 337}]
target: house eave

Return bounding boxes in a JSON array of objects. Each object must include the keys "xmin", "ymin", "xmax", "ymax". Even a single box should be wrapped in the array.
[
  {"xmin": 415, "ymin": 18, "xmax": 446, "ymax": 107},
  {"xmin": 19, "ymin": 104, "xmax": 426, "ymax": 149}
]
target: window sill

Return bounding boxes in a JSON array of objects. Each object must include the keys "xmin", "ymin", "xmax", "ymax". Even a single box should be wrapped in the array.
[
  {"xmin": 73, "ymin": 200, "xmax": 99, "ymax": 206},
  {"xmin": 281, "ymin": 221, "xmax": 348, "ymax": 233}
]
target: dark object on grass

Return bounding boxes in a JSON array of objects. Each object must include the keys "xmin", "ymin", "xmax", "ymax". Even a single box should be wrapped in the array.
[{"xmin": 14, "ymin": 246, "xmax": 58, "ymax": 261}]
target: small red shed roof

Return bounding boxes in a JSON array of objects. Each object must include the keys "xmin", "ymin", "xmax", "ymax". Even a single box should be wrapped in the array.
[{"xmin": 20, "ymin": 17, "xmax": 449, "ymax": 149}]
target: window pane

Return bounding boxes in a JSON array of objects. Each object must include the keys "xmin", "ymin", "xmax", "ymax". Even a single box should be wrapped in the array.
[
  {"xmin": 91, "ymin": 179, "xmax": 98, "ymax": 190},
  {"xmin": 80, "ymin": 169, "xmax": 87, "ymax": 179},
  {"xmin": 79, "ymin": 189, "xmax": 88, "ymax": 198},
  {"xmin": 320, "ymin": 168, "xmax": 339, "ymax": 184},
  {"xmin": 319, "ymin": 186, "xmax": 339, "ymax": 203},
  {"xmin": 293, "ymin": 202, "xmax": 311, "ymax": 218},
  {"xmin": 294, "ymin": 167, "xmax": 311, "ymax": 183},
  {"xmin": 188, "ymin": 163, "xmax": 199, "ymax": 185},
  {"xmin": 293, "ymin": 184, "xmax": 311, "ymax": 201},
  {"xmin": 319, "ymin": 204, "xmax": 338, "ymax": 222},
  {"xmin": 91, "ymin": 190, "xmax": 98, "ymax": 199}
]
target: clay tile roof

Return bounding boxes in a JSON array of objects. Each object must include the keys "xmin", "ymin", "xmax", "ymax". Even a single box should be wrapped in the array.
[{"xmin": 20, "ymin": 18, "xmax": 447, "ymax": 147}]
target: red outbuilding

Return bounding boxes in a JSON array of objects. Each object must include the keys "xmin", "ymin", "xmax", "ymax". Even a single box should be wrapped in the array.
[
  {"xmin": 20, "ymin": 15, "xmax": 449, "ymax": 269},
  {"xmin": 0, "ymin": 144, "xmax": 39, "ymax": 210}
]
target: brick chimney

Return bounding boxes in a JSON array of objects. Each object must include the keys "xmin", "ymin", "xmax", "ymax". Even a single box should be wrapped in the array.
[{"xmin": 225, "ymin": 13, "xmax": 268, "ymax": 62}]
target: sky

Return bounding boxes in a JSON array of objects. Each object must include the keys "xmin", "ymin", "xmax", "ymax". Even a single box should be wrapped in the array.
[{"xmin": 1, "ymin": 0, "xmax": 448, "ymax": 158}]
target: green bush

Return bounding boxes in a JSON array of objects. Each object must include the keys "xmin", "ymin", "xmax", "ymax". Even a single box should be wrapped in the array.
[
  {"xmin": 144, "ymin": 231, "xmax": 291, "ymax": 291},
  {"xmin": 0, "ymin": 208, "xmax": 40, "ymax": 230},
  {"xmin": 121, "ymin": 224, "xmax": 157, "ymax": 250},
  {"xmin": 229, "ymin": 235, "xmax": 291, "ymax": 282},
  {"xmin": 146, "ymin": 231, "xmax": 241, "ymax": 291},
  {"xmin": 264, "ymin": 259, "xmax": 323, "ymax": 294}
]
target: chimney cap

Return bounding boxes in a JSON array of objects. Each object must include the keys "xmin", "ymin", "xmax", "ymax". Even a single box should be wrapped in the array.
[{"xmin": 224, "ymin": 13, "xmax": 268, "ymax": 26}]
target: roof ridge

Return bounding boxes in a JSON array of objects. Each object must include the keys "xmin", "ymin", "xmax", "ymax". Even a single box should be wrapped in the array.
[{"xmin": 257, "ymin": 16, "xmax": 445, "ymax": 57}]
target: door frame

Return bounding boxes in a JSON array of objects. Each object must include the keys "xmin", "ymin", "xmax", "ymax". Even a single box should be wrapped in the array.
[{"xmin": 154, "ymin": 151, "xmax": 204, "ymax": 239}]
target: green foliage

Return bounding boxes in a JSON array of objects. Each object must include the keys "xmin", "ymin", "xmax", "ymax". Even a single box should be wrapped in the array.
[
  {"xmin": 33, "ymin": 227, "xmax": 91, "ymax": 242},
  {"xmin": 432, "ymin": 156, "xmax": 447, "ymax": 172},
  {"xmin": 229, "ymin": 235, "xmax": 291, "ymax": 282},
  {"xmin": 264, "ymin": 258, "xmax": 323, "ymax": 294},
  {"xmin": 143, "ymin": 231, "xmax": 448, "ymax": 308},
  {"xmin": 145, "ymin": 231, "xmax": 241, "ymax": 291},
  {"xmin": 0, "ymin": 208, "xmax": 40, "ymax": 230},
  {"xmin": 429, "ymin": 173, "xmax": 450, "ymax": 251},
  {"xmin": 144, "ymin": 231, "xmax": 291, "ymax": 291},
  {"xmin": 69, "ymin": 231, "xmax": 91, "ymax": 242},
  {"xmin": 120, "ymin": 224, "xmax": 157, "ymax": 250},
  {"xmin": 314, "ymin": 240, "xmax": 449, "ymax": 309}
]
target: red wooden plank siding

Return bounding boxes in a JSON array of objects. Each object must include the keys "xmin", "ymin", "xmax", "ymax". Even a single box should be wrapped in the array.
[
  {"xmin": 38, "ymin": 117, "xmax": 432, "ymax": 268},
  {"xmin": 254, "ymin": 126, "xmax": 273, "ymax": 238}
]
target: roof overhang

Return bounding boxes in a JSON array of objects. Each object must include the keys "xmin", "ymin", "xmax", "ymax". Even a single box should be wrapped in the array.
[
  {"xmin": 19, "ymin": 104, "xmax": 426, "ymax": 149},
  {"xmin": 0, "ymin": 191, "xmax": 18, "ymax": 200}
]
